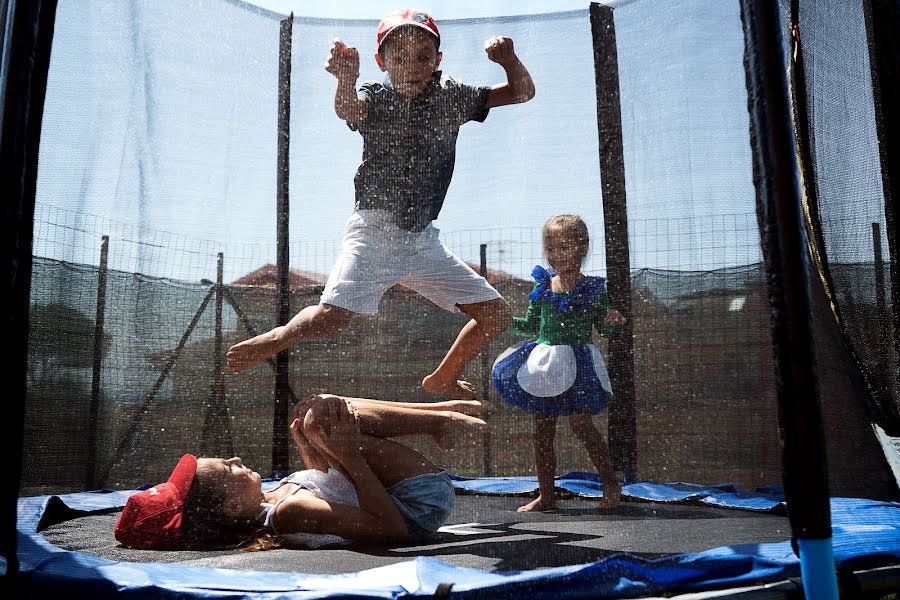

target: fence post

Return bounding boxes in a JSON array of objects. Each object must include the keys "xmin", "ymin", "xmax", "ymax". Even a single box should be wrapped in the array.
[
  {"xmin": 480, "ymin": 243, "xmax": 493, "ymax": 476},
  {"xmin": 86, "ymin": 235, "xmax": 109, "ymax": 489}
]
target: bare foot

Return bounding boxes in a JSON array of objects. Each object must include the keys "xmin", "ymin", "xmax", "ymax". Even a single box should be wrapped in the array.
[
  {"xmin": 432, "ymin": 412, "xmax": 487, "ymax": 450},
  {"xmin": 422, "ymin": 375, "xmax": 478, "ymax": 401},
  {"xmin": 518, "ymin": 494, "xmax": 557, "ymax": 512},
  {"xmin": 597, "ymin": 483, "xmax": 621, "ymax": 512},
  {"xmin": 227, "ymin": 334, "xmax": 278, "ymax": 374}
]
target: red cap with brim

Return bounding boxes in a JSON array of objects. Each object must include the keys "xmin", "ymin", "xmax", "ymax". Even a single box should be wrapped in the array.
[
  {"xmin": 114, "ymin": 454, "xmax": 197, "ymax": 549},
  {"xmin": 376, "ymin": 8, "xmax": 440, "ymax": 51}
]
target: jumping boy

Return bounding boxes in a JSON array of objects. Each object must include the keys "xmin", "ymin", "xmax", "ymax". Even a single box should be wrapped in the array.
[{"xmin": 227, "ymin": 9, "xmax": 535, "ymax": 400}]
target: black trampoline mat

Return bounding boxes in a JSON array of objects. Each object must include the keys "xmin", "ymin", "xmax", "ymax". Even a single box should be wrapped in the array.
[{"xmin": 39, "ymin": 495, "xmax": 791, "ymax": 574}]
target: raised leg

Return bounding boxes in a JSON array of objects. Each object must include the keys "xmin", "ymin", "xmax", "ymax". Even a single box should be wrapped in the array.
[
  {"xmin": 226, "ymin": 303, "xmax": 354, "ymax": 374},
  {"xmin": 337, "ymin": 395, "xmax": 483, "ymax": 416},
  {"xmin": 568, "ymin": 411, "xmax": 620, "ymax": 511},
  {"xmin": 518, "ymin": 414, "xmax": 559, "ymax": 512},
  {"xmin": 295, "ymin": 394, "xmax": 486, "ymax": 451},
  {"xmin": 299, "ymin": 400, "xmax": 444, "ymax": 487},
  {"xmin": 422, "ymin": 297, "xmax": 511, "ymax": 401}
]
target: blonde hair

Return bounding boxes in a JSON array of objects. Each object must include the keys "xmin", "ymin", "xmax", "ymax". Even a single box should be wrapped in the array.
[{"xmin": 542, "ymin": 214, "xmax": 591, "ymax": 266}]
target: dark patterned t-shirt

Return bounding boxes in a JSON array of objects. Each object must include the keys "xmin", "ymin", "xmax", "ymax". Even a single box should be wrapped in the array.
[{"xmin": 349, "ymin": 71, "xmax": 491, "ymax": 231}]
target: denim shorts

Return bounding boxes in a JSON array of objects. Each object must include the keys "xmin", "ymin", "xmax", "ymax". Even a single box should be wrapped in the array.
[{"xmin": 387, "ymin": 470, "xmax": 455, "ymax": 537}]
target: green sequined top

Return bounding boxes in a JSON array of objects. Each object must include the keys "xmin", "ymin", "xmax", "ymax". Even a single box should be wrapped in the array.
[{"xmin": 510, "ymin": 266, "xmax": 618, "ymax": 346}]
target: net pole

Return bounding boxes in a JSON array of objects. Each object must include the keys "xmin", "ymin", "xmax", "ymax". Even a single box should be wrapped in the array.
[
  {"xmin": 874, "ymin": 223, "xmax": 887, "ymax": 316},
  {"xmin": 740, "ymin": 1, "xmax": 838, "ymax": 598},
  {"xmin": 86, "ymin": 235, "xmax": 109, "ymax": 490},
  {"xmin": 1, "ymin": 0, "xmax": 58, "ymax": 585},
  {"xmin": 480, "ymin": 243, "xmax": 492, "ymax": 476},
  {"xmin": 874, "ymin": 223, "xmax": 893, "ymax": 401},
  {"xmin": 589, "ymin": 2, "xmax": 637, "ymax": 481},
  {"xmin": 272, "ymin": 14, "xmax": 293, "ymax": 477}
]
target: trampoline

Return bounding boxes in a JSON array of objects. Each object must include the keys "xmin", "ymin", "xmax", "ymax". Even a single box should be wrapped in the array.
[{"xmin": 4, "ymin": 0, "xmax": 900, "ymax": 598}]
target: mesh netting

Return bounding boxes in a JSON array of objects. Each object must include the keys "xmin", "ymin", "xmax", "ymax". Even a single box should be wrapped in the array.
[{"xmin": 21, "ymin": 0, "xmax": 897, "ymax": 567}]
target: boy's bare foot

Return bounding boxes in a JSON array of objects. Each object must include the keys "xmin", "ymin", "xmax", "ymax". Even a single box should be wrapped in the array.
[
  {"xmin": 597, "ymin": 483, "xmax": 621, "ymax": 512},
  {"xmin": 518, "ymin": 495, "xmax": 557, "ymax": 512},
  {"xmin": 432, "ymin": 412, "xmax": 487, "ymax": 450},
  {"xmin": 227, "ymin": 337, "xmax": 276, "ymax": 374},
  {"xmin": 421, "ymin": 375, "xmax": 478, "ymax": 401}
]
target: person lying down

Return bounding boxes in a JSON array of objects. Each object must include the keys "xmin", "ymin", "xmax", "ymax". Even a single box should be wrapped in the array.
[{"xmin": 114, "ymin": 394, "xmax": 485, "ymax": 550}]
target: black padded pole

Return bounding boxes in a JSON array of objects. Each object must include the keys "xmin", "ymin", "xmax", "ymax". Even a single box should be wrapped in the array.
[
  {"xmin": 86, "ymin": 235, "xmax": 110, "ymax": 490},
  {"xmin": 788, "ymin": 0, "xmax": 898, "ymax": 434},
  {"xmin": 874, "ymin": 223, "xmax": 892, "ymax": 395},
  {"xmin": 272, "ymin": 14, "xmax": 293, "ymax": 477},
  {"xmin": 864, "ymin": 0, "xmax": 900, "ymax": 415},
  {"xmin": 1, "ymin": 0, "xmax": 58, "ymax": 588},
  {"xmin": 739, "ymin": 0, "xmax": 831, "ymax": 540},
  {"xmin": 480, "ymin": 243, "xmax": 492, "ymax": 476},
  {"xmin": 589, "ymin": 2, "xmax": 637, "ymax": 480},
  {"xmin": 874, "ymin": 223, "xmax": 887, "ymax": 317}
]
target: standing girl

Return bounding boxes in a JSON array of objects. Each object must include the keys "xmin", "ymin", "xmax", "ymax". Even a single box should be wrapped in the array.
[{"xmin": 491, "ymin": 215, "xmax": 626, "ymax": 512}]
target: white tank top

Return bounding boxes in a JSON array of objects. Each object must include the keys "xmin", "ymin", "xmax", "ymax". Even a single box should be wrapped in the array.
[{"xmin": 258, "ymin": 468, "xmax": 359, "ymax": 548}]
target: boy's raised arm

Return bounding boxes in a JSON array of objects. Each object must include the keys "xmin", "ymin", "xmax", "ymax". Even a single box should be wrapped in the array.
[
  {"xmin": 484, "ymin": 36, "xmax": 535, "ymax": 109},
  {"xmin": 325, "ymin": 38, "xmax": 368, "ymax": 124}
]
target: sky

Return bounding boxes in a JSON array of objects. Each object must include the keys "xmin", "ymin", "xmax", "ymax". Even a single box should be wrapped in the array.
[
  {"xmin": 34, "ymin": 0, "xmax": 762, "ymax": 284},
  {"xmin": 246, "ymin": 1, "xmax": 616, "ymax": 19},
  {"xmin": 32, "ymin": 0, "xmax": 886, "ymax": 286}
]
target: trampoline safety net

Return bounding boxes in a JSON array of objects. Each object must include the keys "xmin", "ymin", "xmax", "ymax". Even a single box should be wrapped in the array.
[{"xmin": 10, "ymin": 0, "xmax": 900, "ymax": 597}]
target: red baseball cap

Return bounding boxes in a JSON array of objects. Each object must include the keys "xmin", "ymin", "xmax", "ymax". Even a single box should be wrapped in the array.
[
  {"xmin": 376, "ymin": 8, "xmax": 440, "ymax": 51},
  {"xmin": 114, "ymin": 454, "xmax": 197, "ymax": 549}
]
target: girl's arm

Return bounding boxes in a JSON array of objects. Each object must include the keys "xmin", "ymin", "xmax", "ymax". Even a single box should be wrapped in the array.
[
  {"xmin": 272, "ymin": 489, "xmax": 407, "ymax": 543},
  {"xmin": 509, "ymin": 300, "xmax": 541, "ymax": 336},
  {"xmin": 289, "ymin": 416, "xmax": 333, "ymax": 472},
  {"xmin": 593, "ymin": 289, "xmax": 625, "ymax": 337}
]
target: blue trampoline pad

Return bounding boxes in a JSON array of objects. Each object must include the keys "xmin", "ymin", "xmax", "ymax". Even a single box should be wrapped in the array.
[{"xmin": 9, "ymin": 477, "xmax": 900, "ymax": 598}]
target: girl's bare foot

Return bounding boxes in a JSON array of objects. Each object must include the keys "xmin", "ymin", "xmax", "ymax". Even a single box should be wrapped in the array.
[
  {"xmin": 518, "ymin": 494, "xmax": 557, "ymax": 512},
  {"xmin": 432, "ymin": 412, "xmax": 487, "ymax": 450},
  {"xmin": 422, "ymin": 375, "xmax": 478, "ymax": 401},
  {"xmin": 597, "ymin": 483, "xmax": 621, "ymax": 512}
]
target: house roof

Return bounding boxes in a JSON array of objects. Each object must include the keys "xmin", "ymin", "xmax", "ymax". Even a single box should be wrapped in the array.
[
  {"xmin": 230, "ymin": 264, "xmax": 326, "ymax": 289},
  {"xmin": 231, "ymin": 262, "xmax": 526, "ymax": 292}
]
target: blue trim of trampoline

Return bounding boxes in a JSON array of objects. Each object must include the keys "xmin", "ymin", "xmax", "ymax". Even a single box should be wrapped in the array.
[
  {"xmin": 797, "ymin": 538, "xmax": 839, "ymax": 600},
  {"xmin": 8, "ymin": 481, "xmax": 900, "ymax": 599},
  {"xmin": 449, "ymin": 473, "xmax": 788, "ymax": 511}
]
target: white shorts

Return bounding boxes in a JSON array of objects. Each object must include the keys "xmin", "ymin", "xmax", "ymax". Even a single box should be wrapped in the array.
[{"xmin": 320, "ymin": 210, "xmax": 502, "ymax": 315}]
